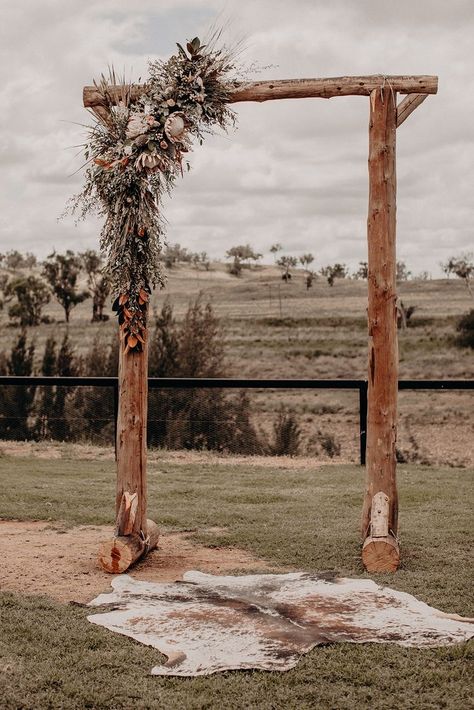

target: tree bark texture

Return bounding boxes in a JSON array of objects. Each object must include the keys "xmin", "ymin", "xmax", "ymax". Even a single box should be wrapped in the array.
[
  {"xmin": 396, "ymin": 93, "xmax": 428, "ymax": 127},
  {"xmin": 98, "ymin": 520, "xmax": 160, "ymax": 574},
  {"xmin": 361, "ymin": 88, "xmax": 399, "ymax": 557},
  {"xmin": 83, "ymin": 75, "xmax": 438, "ymax": 110},
  {"xmin": 116, "ymin": 328, "xmax": 149, "ymax": 537}
]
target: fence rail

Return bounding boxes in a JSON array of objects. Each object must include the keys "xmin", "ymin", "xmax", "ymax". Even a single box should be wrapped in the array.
[{"xmin": 0, "ymin": 376, "xmax": 472, "ymax": 465}]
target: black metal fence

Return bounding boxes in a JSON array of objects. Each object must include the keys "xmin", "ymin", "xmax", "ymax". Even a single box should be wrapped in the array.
[{"xmin": 0, "ymin": 376, "xmax": 472, "ymax": 465}]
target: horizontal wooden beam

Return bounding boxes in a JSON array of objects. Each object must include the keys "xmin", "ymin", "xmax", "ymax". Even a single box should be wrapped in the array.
[
  {"xmin": 83, "ymin": 75, "xmax": 438, "ymax": 109},
  {"xmin": 396, "ymin": 93, "xmax": 428, "ymax": 127},
  {"xmin": 227, "ymin": 76, "xmax": 438, "ymax": 102}
]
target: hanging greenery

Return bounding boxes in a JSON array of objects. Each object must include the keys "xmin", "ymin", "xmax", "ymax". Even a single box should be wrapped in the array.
[{"xmin": 70, "ymin": 36, "xmax": 237, "ymax": 352}]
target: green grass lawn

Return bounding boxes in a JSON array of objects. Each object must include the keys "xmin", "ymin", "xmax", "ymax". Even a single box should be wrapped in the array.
[{"xmin": 1, "ymin": 456, "xmax": 473, "ymax": 709}]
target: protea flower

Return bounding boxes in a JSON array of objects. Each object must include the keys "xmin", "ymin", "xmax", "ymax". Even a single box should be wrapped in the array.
[
  {"xmin": 164, "ymin": 112, "xmax": 187, "ymax": 143},
  {"xmin": 135, "ymin": 151, "xmax": 167, "ymax": 172},
  {"xmin": 126, "ymin": 113, "xmax": 153, "ymax": 139}
]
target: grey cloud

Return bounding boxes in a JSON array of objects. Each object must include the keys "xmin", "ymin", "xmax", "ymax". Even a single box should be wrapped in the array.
[{"xmin": 0, "ymin": 0, "xmax": 472, "ymax": 276}]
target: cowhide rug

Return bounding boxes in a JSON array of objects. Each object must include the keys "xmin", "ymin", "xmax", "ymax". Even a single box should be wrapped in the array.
[{"xmin": 87, "ymin": 572, "xmax": 474, "ymax": 676}]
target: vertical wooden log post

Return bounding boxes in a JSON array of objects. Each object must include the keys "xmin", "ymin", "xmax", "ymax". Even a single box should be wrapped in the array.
[
  {"xmin": 98, "ymin": 314, "xmax": 159, "ymax": 573},
  {"xmin": 361, "ymin": 87, "xmax": 400, "ymax": 573},
  {"xmin": 115, "ymin": 336, "xmax": 149, "ymax": 535}
]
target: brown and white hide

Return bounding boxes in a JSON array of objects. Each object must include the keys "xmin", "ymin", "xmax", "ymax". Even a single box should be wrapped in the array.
[{"xmin": 87, "ymin": 572, "xmax": 474, "ymax": 677}]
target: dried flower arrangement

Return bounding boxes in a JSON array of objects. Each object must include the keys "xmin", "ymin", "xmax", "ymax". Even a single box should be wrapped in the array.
[{"xmin": 71, "ymin": 36, "xmax": 237, "ymax": 352}]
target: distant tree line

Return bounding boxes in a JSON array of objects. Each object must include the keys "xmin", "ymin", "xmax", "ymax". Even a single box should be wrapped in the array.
[
  {"xmin": 224, "ymin": 241, "xmax": 473, "ymax": 291},
  {"xmin": 2, "ymin": 248, "xmax": 472, "ymax": 314},
  {"xmin": 1, "ymin": 247, "xmax": 472, "ymax": 338},
  {"xmin": 162, "ymin": 243, "xmax": 211, "ymax": 271},
  {"xmin": 0, "ymin": 249, "xmax": 110, "ymax": 326}
]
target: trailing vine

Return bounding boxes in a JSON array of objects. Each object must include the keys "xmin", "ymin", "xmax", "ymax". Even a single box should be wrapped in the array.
[{"xmin": 70, "ymin": 36, "xmax": 237, "ymax": 352}]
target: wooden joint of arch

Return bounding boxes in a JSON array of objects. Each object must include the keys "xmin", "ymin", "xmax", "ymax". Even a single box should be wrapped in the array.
[{"xmin": 396, "ymin": 93, "xmax": 429, "ymax": 127}]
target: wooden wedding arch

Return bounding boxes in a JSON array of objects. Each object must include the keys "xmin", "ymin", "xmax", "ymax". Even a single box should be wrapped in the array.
[{"xmin": 84, "ymin": 74, "xmax": 438, "ymax": 574}]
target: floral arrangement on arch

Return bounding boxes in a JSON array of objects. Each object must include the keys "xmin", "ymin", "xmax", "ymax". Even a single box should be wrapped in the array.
[{"xmin": 71, "ymin": 36, "xmax": 237, "ymax": 352}]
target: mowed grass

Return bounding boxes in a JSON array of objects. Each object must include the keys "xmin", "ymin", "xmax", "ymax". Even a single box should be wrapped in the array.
[{"xmin": 1, "ymin": 455, "xmax": 473, "ymax": 709}]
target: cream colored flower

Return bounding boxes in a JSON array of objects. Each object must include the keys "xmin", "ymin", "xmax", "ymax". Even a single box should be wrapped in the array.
[
  {"xmin": 126, "ymin": 113, "xmax": 150, "ymax": 140},
  {"xmin": 164, "ymin": 112, "xmax": 187, "ymax": 143},
  {"xmin": 135, "ymin": 152, "xmax": 167, "ymax": 172}
]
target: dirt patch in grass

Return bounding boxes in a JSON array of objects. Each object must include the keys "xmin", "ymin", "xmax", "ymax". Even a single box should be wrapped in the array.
[{"xmin": 0, "ymin": 520, "xmax": 279, "ymax": 604}]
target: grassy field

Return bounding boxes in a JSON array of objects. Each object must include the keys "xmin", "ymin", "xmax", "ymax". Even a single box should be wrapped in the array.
[
  {"xmin": 1, "ymin": 453, "xmax": 473, "ymax": 709},
  {"xmin": 1, "ymin": 263, "xmax": 473, "ymax": 465}
]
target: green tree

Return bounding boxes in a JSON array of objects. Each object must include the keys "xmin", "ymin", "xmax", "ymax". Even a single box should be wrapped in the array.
[
  {"xmin": 225, "ymin": 246, "xmax": 243, "ymax": 277},
  {"xmin": 226, "ymin": 244, "xmax": 261, "ymax": 274},
  {"xmin": 48, "ymin": 334, "xmax": 82, "ymax": 441},
  {"xmin": 0, "ymin": 273, "xmax": 9, "ymax": 312},
  {"xmin": 199, "ymin": 251, "xmax": 211, "ymax": 271},
  {"xmin": 0, "ymin": 331, "xmax": 37, "ymax": 440},
  {"xmin": 320, "ymin": 263, "xmax": 348, "ymax": 287},
  {"xmin": 80, "ymin": 250, "xmax": 110, "ymax": 322},
  {"xmin": 299, "ymin": 253, "xmax": 314, "ymax": 270},
  {"xmin": 147, "ymin": 298, "xmax": 261, "ymax": 453},
  {"xmin": 178, "ymin": 298, "xmax": 226, "ymax": 377},
  {"xmin": 299, "ymin": 254, "xmax": 315, "ymax": 289},
  {"xmin": 4, "ymin": 275, "xmax": 50, "ymax": 326},
  {"xmin": 270, "ymin": 243, "xmax": 283, "ymax": 261},
  {"xmin": 456, "ymin": 309, "xmax": 474, "ymax": 348},
  {"xmin": 41, "ymin": 337, "xmax": 57, "ymax": 376},
  {"xmin": 396, "ymin": 260, "xmax": 412, "ymax": 282},
  {"xmin": 354, "ymin": 261, "xmax": 368, "ymax": 280},
  {"xmin": 162, "ymin": 243, "xmax": 193, "ymax": 268},
  {"xmin": 149, "ymin": 300, "xmax": 180, "ymax": 377},
  {"xmin": 4, "ymin": 250, "xmax": 25, "ymax": 271},
  {"xmin": 70, "ymin": 334, "xmax": 117, "ymax": 443},
  {"xmin": 442, "ymin": 253, "xmax": 474, "ymax": 297},
  {"xmin": 42, "ymin": 251, "xmax": 89, "ymax": 322},
  {"xmin": 270, "ymin": 409, "xmax": 301, "ymax": 456},
  {"xmin": 35, "ymin": 337, "xmax": 57, "ymax": 439},
  {"xmin": 277, "ymin": 255, "xmax": 298, "ymax": 282}
]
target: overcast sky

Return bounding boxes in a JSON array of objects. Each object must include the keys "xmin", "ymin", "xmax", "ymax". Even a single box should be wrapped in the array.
[{"xmin": 1, "ymin": 0, "xmax": 473, "ymax": 275}]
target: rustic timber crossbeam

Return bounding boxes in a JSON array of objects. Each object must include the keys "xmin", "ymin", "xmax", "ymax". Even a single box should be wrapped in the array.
[
  {"xmin": 83, "ymin": 72, "xmax": 438, "ymax": 575},
  {"xmin": 83, "ymin": 75, "xmax": 438, "ymax": 108}
]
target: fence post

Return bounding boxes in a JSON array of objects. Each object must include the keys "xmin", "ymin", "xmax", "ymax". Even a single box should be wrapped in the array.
[{"xmin": 359, "ymin": 381, "xmax": 368, "ymax": 466}]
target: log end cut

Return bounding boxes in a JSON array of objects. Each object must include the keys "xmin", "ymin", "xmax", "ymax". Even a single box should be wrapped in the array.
[
  {"xmin": 362, "ymin": 535, "xmax": 400, "ymax": 573},
  {"xmin": 98, "ymin": 520, "xmax": 159, "ymax": 574}
]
